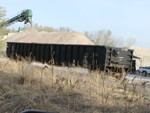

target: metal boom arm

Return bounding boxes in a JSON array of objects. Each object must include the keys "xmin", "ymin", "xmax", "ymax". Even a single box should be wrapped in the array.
[{"xmin": 0, "ymin": 9, "xmax": 32, "ymax": 27}]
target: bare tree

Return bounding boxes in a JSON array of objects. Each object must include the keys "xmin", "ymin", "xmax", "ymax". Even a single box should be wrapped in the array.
[
  {"xmin": 85, "ymin": 30, "xmax": 136, "ymax": 47},
  {"xmin": 126, "ymin": 37, "xmax": 136, "ymax": 47}
]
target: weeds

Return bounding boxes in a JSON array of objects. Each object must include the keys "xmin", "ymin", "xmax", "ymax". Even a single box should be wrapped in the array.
[{"xmin": 0, "ymin": 58, "xmax": 150, "ymax": 113}]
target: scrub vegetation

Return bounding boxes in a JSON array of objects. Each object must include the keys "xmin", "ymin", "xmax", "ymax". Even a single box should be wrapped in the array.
[{"xmin": 0, "ymin": 58, "xmax": 149, "ymax": 113}]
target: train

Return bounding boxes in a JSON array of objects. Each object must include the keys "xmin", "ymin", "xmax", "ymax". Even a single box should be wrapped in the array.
[{"xmin": 6, "ymin": 42, "xmax": 134, "ymax": 75}]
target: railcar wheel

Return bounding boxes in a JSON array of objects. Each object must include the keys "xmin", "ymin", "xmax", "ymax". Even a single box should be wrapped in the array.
[{"xmin": 142, "ymin": 71, "xmax": 147, "ymax": 77}]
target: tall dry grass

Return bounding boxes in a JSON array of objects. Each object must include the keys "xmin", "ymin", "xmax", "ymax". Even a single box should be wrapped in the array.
[{"xmin": 0, "ymin": 57, "xmax": 150, "ymax": 113}]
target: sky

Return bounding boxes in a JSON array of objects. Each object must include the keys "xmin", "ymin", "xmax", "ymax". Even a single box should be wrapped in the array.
[{"xmin": 1, "ymin": 0, "xmax": 150, "ymax": 48}]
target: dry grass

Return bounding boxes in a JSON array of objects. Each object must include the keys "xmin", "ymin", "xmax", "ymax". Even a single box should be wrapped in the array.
[{"xmin": 0, "ymin": 57, "xmax": 150, "ymax": 113}]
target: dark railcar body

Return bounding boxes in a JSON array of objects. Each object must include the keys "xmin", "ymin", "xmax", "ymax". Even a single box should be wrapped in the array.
[{"xmin": 6, "ymin": 42, "xmax": 133, "ymax": 72}]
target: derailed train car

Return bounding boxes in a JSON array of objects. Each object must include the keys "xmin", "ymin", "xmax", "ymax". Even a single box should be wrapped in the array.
[{"xmin": 6, "ymin": 42, "xmax": 134, "ymax": 73}]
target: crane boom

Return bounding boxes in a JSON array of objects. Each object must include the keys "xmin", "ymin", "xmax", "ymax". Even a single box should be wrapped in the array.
[{"xmin": 0, "ymin": 9, "xmax": 32, "ymax": 27}]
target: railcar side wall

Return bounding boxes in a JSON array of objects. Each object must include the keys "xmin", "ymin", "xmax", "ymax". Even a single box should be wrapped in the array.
[{"xmin": 6, "ymin": 42, "xmax": 133, "ymax": 71}]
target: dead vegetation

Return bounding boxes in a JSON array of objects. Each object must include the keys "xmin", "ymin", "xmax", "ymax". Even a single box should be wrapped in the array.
[{"xmin": 0, "ymin": 57, "xmax": 150, "ymax": 113}]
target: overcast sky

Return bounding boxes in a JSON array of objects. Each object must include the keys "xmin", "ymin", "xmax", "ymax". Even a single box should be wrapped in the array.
[{"xmin": 1, "ymin": 0, "xmax": 150, "ymax": 48}]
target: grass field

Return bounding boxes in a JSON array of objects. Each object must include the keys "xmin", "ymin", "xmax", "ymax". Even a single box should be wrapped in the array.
[{"xmin": 0, "ymin": 57, "xmax": 150, "ymax": 113}]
